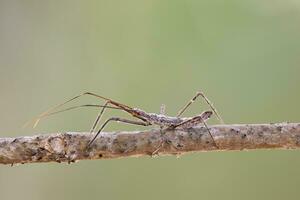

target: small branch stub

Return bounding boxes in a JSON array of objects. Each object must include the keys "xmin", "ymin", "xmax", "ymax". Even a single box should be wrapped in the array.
[{"xmin": 1, "ymin": 123, "xmax": 300, "ymax": 165}]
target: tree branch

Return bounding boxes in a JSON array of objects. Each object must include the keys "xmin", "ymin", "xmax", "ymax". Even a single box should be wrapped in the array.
[{"xmin": 1, "ymin": 123, "xmax": 300, "ymax": 165}]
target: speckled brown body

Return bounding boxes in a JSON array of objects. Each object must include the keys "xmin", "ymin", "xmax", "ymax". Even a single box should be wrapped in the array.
[{"xmin": 132, "ymin": 108, "xmax": 212, "ymax": 127}]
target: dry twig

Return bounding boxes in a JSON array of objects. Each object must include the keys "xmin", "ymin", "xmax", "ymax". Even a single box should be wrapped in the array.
[{"xmin": 1, "ymin": 123, "xmax": 300, "ymax": 165}]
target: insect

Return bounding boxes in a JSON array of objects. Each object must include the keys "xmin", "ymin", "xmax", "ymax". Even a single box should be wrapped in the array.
[{"xmin": 29, "ymin": 91, "xmax": 223, "ymax": 151}]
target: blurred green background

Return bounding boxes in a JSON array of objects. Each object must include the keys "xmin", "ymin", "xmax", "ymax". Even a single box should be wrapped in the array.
[{"xmin": 1, "ymin": 1, "xmax": 300, "ymax": 200}]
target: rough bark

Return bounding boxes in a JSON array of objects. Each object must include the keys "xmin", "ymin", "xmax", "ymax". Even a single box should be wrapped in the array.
[{"xmin": 1, "ymin": 123, "xmax": 300, "ymax": 165}]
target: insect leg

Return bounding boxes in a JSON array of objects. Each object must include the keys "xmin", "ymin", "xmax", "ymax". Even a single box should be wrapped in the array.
[
  {"xmin": 202, "ymin": 120, "xmax": 219, "ymax": 148},
  {"xmin": 87, "ymin": 117, "xmax": 151, "ymax": 148},
  {"xmin": 89, "ymin": 101, "xmax": 110, "ymax": 134},
  {"xmin": 176, "ymin": 91, "xmax": 224, "ymax": 123},
  {"xmin": 173, "ymin": 112, "xmax": 219, "ymax": 148}
]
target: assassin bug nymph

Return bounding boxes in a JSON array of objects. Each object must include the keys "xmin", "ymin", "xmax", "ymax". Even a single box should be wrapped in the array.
[{"xmin": 28, "ymin": 91, "xmax": 224, "ymax": 151}]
